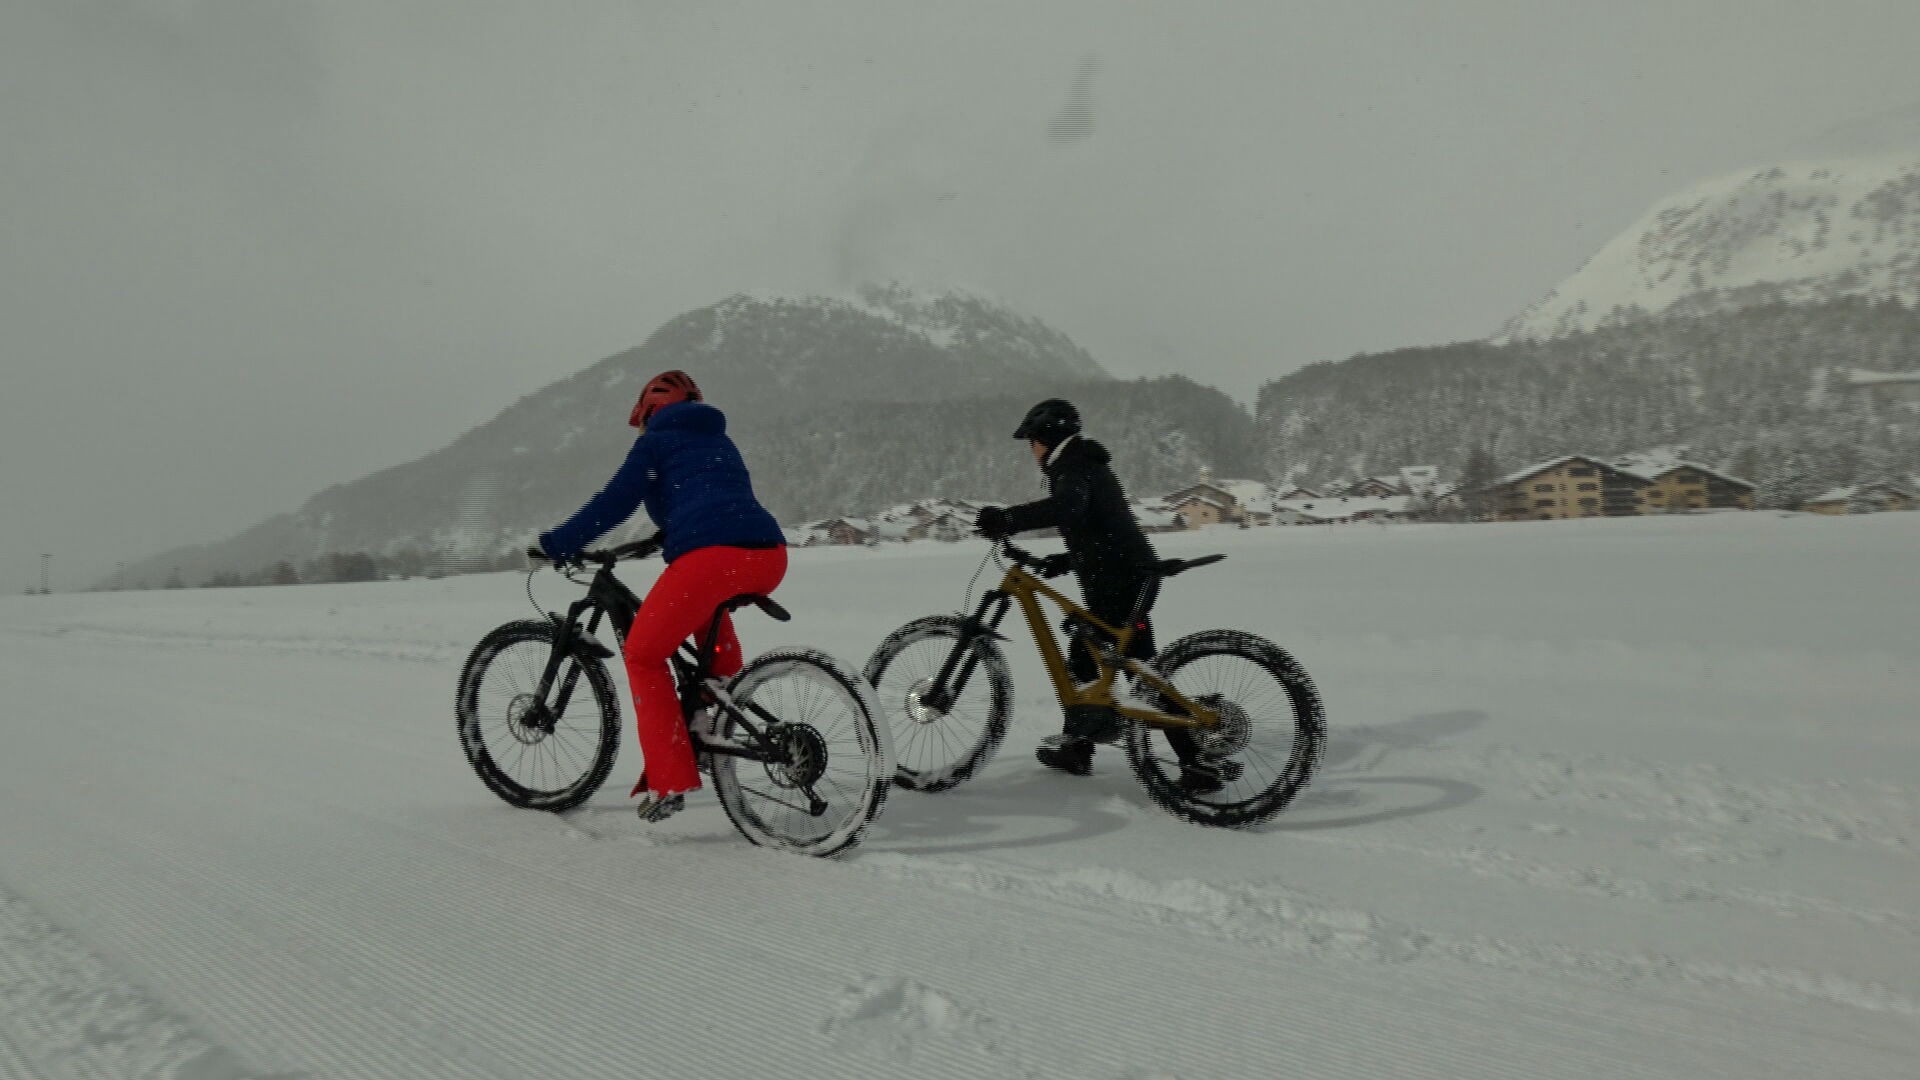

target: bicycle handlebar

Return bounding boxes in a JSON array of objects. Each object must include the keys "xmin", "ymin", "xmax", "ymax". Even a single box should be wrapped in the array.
[
  {"xmin": 532, "ymin": 532, "xmax": 663, "ymax": 570},
  {"xmin": 999, "ymin": 540, "xmax": 1071, "ymax": 579}
]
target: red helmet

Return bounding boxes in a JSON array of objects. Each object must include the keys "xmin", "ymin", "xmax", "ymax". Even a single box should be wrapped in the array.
[{"xmin": 629, "ymin": 369, "xmax": 702, "ymax": 428}]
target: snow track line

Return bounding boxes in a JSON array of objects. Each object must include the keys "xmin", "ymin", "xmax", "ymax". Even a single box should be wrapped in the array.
[
  {"xmin": 0, "ymin": 743, "xmax": 1803, "ymax": 1080},
  {"xmin": 1292, "ymin": 832, "xmax": 1920, "ymax": 937},
  {"xmin": 5, "ymin": 772, "xmax": 831, "ymax": 1079},
  {"xmin": 9, "ymin": 624, "xmax": 461, "ymax": 668},
  {"xmin": 6, "ymin": 629, "xmax": 1917, "ymax": 1078},
  {"xmin": 74, "ymin": 699, "xmax": 1789, "ymax": 1076},
  {"xmin": 851, "ymin": 851, "xmax": 1920, "ymax": 1051},
  {"xmin": 0, "ymin": 886, "xmax": 277, "ymax": 1080}
]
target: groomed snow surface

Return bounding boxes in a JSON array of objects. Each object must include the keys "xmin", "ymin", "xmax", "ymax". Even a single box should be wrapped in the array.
[{"xmin": 3, "ymin": 513, "xmax": 1917, "ymax": 1079}]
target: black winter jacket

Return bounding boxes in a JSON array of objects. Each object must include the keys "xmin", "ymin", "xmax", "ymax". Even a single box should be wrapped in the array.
[{"xmin": 1001, "ymin": 436, "xmax": 1158, "ymax": 580}]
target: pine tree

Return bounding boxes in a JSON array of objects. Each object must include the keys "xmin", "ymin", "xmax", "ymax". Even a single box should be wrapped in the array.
[{"xmin": 1458, "ymin": 442, "xmax": 1500, "ymax": 521}]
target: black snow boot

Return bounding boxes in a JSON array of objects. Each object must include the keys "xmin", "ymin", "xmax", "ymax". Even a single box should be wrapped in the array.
[
  {"xmin": 1036, "ymin": 735, "xmax": 1095, "ymax": 776},
  {"xmin": 1176, "ymin": 759, "xmax": 1243, "ymax": 795}
]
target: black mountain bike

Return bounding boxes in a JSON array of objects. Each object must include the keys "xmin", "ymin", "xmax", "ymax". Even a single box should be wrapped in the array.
[
  {"xmin": 456, "ymin": 535, "xmax": 893, "ymax": 857},
  {"xmin": 865, "ymin": 540, "xmax": 1325, "ymax": 828}
]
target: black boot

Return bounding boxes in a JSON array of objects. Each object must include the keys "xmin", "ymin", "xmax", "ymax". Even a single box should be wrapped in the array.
[
  {"xmin": 1036, "ymin": 735, "xmax": 1095, "ymax": 776},
  {"xmin": 1063, "ymin": 704, "xmax": 1124, "ymax": 745},
  {"xmin": 1176, "ymin": 759, "xmax": 1243, "ymax": 795}
]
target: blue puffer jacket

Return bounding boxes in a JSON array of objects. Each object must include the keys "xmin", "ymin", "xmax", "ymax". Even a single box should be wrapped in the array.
[{"xmin": 538, "ymin": 401, "xmax": 785, "ymax": 564}]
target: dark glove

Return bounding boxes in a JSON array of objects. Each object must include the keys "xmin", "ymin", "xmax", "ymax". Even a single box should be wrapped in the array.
[
  {"xmin": 1035, "ymin": 552, "xmax": 1074, "ymax": 578},
  {"xmin": 526, "ymin": 543, "xmax": 551, "ymax": 562},
  {"xmin": 974, "ymin": 506, "xmax": 1013, "ymax": 540}
]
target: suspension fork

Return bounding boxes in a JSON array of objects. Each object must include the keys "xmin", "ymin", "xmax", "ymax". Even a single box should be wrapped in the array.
[
  {"xmin": 922, "ymin": 592, "xmax": 1011, "ymax": 713},
  {"xmin": 536, "ymin": 599, "xmax": 613, "ymax": 719}
]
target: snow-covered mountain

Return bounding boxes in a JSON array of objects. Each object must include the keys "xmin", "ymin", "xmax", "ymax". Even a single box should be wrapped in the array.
[
  {"xmin": 117, "ymin": 288, "xmax": 1259, "ymax": 587},
  {"xmin": 1502, "ymin": 155, "xmax": 1920, "ymax": 340}
]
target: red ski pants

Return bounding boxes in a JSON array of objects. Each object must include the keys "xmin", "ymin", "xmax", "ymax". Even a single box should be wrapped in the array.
[{"xmin": 625, "ymin": 544, "xmax": 788, "ymax": 796}]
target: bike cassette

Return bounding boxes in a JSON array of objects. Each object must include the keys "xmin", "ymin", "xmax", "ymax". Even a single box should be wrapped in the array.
[
  {"xmin": 1192, "ymin": 694, "xmax": 1252, "ymax": 760},
  {"xmin": 764, "ymin": 724, "xmax": 829, "ymax": 790}
]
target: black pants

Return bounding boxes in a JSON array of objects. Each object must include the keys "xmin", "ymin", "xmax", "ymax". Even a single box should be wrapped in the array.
[
  {"xmin": 1066, "ymin": 570, "xmax": 1156, "ymax": 686},
  {"xmin": 1065, "ymin": 570, "xmax": 1200, "ymax": 766}
]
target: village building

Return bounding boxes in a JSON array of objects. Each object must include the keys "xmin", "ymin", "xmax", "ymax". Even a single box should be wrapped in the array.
[
  {"xmin": 1269, "ymin": 494, "xmax": 1415, "ymax": 525},
  {"xmin": 1130, "ymin": 502, "xmax": 1185, "ymax": 533},
  {"xmin": 1483, "ymin": 456, "xmax": 1652, "ymax": 521},
  {"xmin": 1803, "ymin": 481, "xmax": 1917, "ymax": 515},
  {"xmin": 1341, "ymin": 476, "xmax": 1403, "ymax": 498},
  {"xmin": 793, "ymin": 517, "xmax": 876, "ymax": 546},
  {"xmin": 906, "ymin": 510, "xmax": 970, "ymax": 542},
  {"xmin": 1612, "ymin": 457, "xmax": 1756, "ymax": 512},
  {"xmin": 1159, "ymin": 474, "xmax": 1272, "ymax": 530},
  {"xmin": 1330, "ymin": 466, "xmax": 1442, "ymax": 500}
]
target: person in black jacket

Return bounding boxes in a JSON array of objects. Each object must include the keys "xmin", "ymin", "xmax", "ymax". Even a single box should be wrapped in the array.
[{"xmin": 975, "ymin": 399, "xmax": 1215, "ymax": 787}]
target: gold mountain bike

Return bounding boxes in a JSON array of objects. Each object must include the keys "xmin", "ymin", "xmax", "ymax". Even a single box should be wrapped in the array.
[{"xmin": 864, "ymin": 540, "xmax": 1325, "ymax": 828}]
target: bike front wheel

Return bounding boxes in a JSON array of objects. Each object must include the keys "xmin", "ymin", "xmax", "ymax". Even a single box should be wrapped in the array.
[
  {"xmin": 863, "ymin": 615, "xmax": 1013, "ymax": 792},
  {"xmin": 1124, "ymin": 629, "xmax": 1325, "ymax": 828},
  {"xmin": 710, "ymin": 648, "xmax": 894, "ymax": 858},
  {"xmin": 456, "ymin": 620, "xmax": 621, "ymax": 812}
]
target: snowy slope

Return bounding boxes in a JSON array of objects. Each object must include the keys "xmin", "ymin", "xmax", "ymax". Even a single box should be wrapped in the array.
[
  {"xmin": 3, "ymin": 514, "xmax": 1917, "ymax": 1078},
  {"xmin": 1502, "ymin": 155, "xmax": 1920, "ymax": 340}
]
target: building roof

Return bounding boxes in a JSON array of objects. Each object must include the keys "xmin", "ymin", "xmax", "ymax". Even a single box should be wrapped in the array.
[
  {"xmin": 1613, "ymin": 456, "xmax": 1755, "ymax": 490},
  {"xmin": 1272, "ymin": 495, "xmax": 1412, "ymax": 520},
  {"xmin": 1811, "ymin": 479, "xmax": 1917, "ymax": 504},
  {"xmin": 1169, "ymin": 492, "xmax": 1235, "ymax": 513},
  {"xmin": 1490, "ymin": 455, "xmax": 1648, "ymax": 490},
  {"xmin": 1214, "ymin": 479, "xmax": 1272, "ymax": 506}
]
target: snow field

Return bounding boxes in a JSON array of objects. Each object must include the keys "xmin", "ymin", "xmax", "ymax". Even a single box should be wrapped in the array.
[{"xmin": 1, "ymin": 511, "xmax": 1916, "ymax": 1078}]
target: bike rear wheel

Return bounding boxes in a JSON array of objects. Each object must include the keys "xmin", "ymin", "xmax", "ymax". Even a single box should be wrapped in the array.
[
  {"xmin": 457, "ymin": 620, "xmax": 620, "ymax": 812},
  {"xmin": 710, "ymin": 648, "xmax": 893, "ymax": 857},
  {"xmin": 863, "ymin": 615, "xmax": 1012, "ymax": 792},
  {"xmin": 1124, "ymin": 629, "xmax": 1325, "ymax": 828}
]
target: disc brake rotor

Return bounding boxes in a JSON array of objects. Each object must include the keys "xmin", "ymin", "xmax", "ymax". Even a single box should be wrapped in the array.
[
  {"xmin": 504, "ymin": 693, "xmax": 552, "ymax": 746},
  {"xmin": 903, "ymin": 678, "xmax": 947, "ymax": 725}
]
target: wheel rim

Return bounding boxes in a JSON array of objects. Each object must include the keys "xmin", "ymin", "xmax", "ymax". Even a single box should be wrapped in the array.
[
  {"xmin": 467, "ymin": 639, "xmax": 607, "ymax": 798},
  {"xmin": 872, "ymin": 635, "xmax": 998, "ymax": 782},
  {"xmin": 719, "ymin": 659, "xmax": 878, "ymax": 848}
]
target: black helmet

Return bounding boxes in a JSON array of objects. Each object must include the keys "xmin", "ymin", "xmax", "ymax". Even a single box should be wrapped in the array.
[{"xmin": 1013, "ymin": 398, "xmax": 1081, "ymax": 446}]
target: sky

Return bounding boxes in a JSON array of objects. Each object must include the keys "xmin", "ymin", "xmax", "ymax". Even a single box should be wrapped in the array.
[{"xmin": 6, "ymin": 0, "xmax": 1920, "ymax": 588}]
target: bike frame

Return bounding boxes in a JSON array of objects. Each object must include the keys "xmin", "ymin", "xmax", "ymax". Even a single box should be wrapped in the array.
[
  {"xmin": 930, "ymin": 558, "xmax": 1219, "ymax": 731},
  {"xmin": 532, "ymin": 559, "xmax": 810, "ymax": 784}
]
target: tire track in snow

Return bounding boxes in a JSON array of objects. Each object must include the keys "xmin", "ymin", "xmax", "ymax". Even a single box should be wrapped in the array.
[
  {"xmin": 1291, "ymin": 832, "xmax": 1920, "ymax": 937},
  {"xmin": 853, "ymin": 852, "xmax": 1920, "ymax": 1020},
  {"xmin": 0, "ymin": 886, "xmax": 289, "ymax": 1080},
  {"xmin": 8, "ymin": 632, "xmax": 1915, "ymax": 1079},
  {"xmin": 1359, "ymin": 740, "xmax": 1920, "ymax": 856}
]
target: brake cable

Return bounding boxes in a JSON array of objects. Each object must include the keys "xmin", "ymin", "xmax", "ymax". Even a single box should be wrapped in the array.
[{"xmin": 957, "ymin": 544, "xmax": 1003, "ymax": 618}]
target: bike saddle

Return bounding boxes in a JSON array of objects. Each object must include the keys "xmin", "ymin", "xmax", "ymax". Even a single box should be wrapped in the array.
[
  {"xmin": 1154, "ymin": 554, "xmax": 1226, "ymax": 578},
  {"xmin": 724, "ymin": 593, "xmax": 791, "ymax": 622}
]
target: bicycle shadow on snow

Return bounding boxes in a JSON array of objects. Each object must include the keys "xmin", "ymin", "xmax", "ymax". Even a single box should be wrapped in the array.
[
  {"xmin": 866, "ymin": 709, "xmax": 1489, "ymax": 853},
  {"xmin": 552, "ymin": 710, "xmax": 1488, "ymax": 853},
  {"xmin": 1249, "ymin": 709, "xmax": 1487, "ymax": 834}
]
